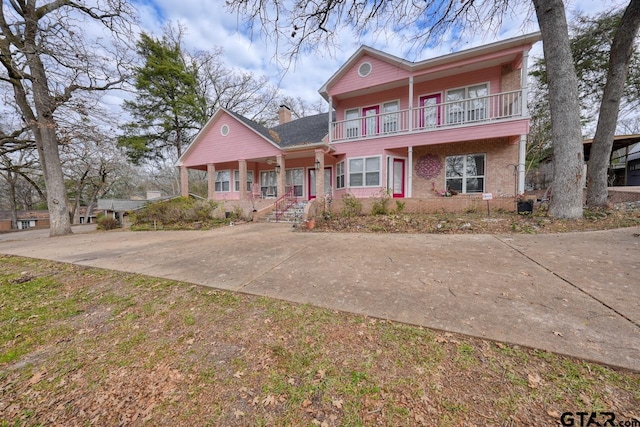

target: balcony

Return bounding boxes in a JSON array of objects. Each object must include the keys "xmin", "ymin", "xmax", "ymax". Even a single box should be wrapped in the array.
[{"xmin": 331, "ymin": 90, "xmax": 524, "ymax": 143}]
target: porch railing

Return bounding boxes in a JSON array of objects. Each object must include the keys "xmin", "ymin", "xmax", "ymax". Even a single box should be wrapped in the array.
[
  {"xmin": 273, "ymin": 186, "xmax": 297, "ymax": 222},
  {"xmin": 331, "ymin": 90, "xmax": 523, "ymax": 142}
]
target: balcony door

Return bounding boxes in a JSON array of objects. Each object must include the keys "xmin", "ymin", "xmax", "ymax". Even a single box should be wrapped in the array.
[
  {"xmin": 362, "ymin": 106, "xmax": 379, "ymax": 136},
  {"xmin": 420, "ymin": 94, "xmax": 441, "ymax": 128}
]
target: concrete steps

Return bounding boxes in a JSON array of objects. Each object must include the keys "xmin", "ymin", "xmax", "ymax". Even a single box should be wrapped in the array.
[{"xmin": 263, "ymin": 202, "xmax": 306, "ymax": 223}]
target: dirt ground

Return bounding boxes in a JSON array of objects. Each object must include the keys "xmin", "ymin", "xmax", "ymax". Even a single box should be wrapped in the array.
[
  {"xmin": 309, "ymin": 206, "xmax": 640, "ymax": 234},
  {"xmin": 1, "ymin": 256, "xmax": 639, "ymax": 426}
]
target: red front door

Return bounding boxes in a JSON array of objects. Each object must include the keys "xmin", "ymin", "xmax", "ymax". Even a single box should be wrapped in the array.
[{"xmin": 391, "ymin": 158, "xmax": 405, "ymax": 198}]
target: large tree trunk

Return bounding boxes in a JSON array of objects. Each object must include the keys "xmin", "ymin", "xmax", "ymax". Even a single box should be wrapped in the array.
[
  {"xmin": 38, "ymin": 125, "xmax": 72, "ymax": 236},
  {"xmin": 533, "ymin": 0, "xmax": 585, "ymax": 219},
  {"xmin": 587, "ymin": 0, "xmax": 640, "ymax": 207}
]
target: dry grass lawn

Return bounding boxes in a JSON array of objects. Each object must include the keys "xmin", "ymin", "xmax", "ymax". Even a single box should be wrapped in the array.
[{"xmin": 1, "ymin": 255, "xmax": 639, "ymax": 426}]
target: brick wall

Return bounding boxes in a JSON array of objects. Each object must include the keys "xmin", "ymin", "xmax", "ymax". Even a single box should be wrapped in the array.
[
  {"xmin": 501, "ymin": 64, "xmax": 521, "ymax": 92},
  {"xmin": 412, "ymin": 138, "xmax": 519, "ymax": 199},
  {"xmin": 327, "ymin": 195, "xmax": 516, "ymax": 214}
]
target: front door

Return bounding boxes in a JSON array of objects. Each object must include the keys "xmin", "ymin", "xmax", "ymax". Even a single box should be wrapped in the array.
[
  {"xmin": 308, "ymin": 167, "xmax": 332, "ymax": 200},
  {"xmin": 391, "ymin": 158, "xmax": 405, "ymax": 198}
]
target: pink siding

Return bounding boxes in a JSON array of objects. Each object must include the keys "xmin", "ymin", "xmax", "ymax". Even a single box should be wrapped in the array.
[
  {"xmin": 334, "ymin": 66, "xmax": 504, "ymax": 122},
  {"xmin": 182, "ymin": 111, "xmax": 281, "ymax": 167},
  {"xmin": 332, "ymin": 119, "xmax": 529, "ymax": 155},
  {"xmin": 412, "ymin": 46, "xmax": 525, "ymax": 79},
  {"xmin": 330, "ymin": 54, "xmax": 411, "ymax": 97},
  {"xmin": 413, "ymin": 66, "xmax": 502, "ymax": 99}
]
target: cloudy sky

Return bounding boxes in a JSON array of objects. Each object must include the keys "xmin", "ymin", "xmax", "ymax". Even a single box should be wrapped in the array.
[{"xmin": 124, "ymin": 0, "xmax": 625, "ymax": 111}]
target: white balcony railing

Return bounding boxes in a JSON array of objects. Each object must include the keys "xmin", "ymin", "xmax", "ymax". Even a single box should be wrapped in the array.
[{"xmin": 331, "ymin": 90, "xmax": 523, "ymax": 143}]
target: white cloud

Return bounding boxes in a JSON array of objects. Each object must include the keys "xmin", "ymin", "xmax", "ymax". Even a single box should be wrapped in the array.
[{"xmin": 127, "ymin": 0, "xmax": 628, "ymax": 113}]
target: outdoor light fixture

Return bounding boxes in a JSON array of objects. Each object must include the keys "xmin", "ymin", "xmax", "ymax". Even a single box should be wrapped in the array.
[
  {"xmin": 315, "ymin": 159, "xmax": 321, "ymax": 170},
  {"xmin": 275, "ymin": 164, "xmax": 281, "ymax": 174}
]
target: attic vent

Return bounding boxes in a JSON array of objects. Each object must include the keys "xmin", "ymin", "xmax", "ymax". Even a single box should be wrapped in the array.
[
  {"xmin": 358, "ymin": 62, "xmax": 372, "ymax": 77},
  {"xmin": 220, "ymin": 124, "xmax": 229, "ymax": 136}
]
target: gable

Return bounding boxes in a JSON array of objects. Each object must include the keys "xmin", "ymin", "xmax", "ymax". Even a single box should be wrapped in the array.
[
  {"xmin": 328, "ymin": 53, "xmax": 412, "ymax": 97},
  {"xmin": 180, "ymin": 110, "xmax": 281, "ymax": 167}
]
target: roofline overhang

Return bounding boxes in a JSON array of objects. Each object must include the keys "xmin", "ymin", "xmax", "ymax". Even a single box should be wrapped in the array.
[
  {"xmin": 175, "ymin": 108, "xmax": 281, "ymax": 167},
  {"xmin": 318, "ymin": 32, "xmax": 541, "ymax": 101},
  {"xmin": 281, "ymin": 141, "xmax": 335, "ymax": 152}
]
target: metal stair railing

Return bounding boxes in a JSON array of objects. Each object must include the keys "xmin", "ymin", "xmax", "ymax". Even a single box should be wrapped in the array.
[{"xmin": 274, "ymin": 187, "xmax": 297, "ymax": 222}]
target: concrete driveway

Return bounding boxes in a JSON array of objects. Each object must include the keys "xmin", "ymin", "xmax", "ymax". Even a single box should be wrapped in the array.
[{"xmin": 1, "ymin": 223, "xmax": 639, "ymax": 371}]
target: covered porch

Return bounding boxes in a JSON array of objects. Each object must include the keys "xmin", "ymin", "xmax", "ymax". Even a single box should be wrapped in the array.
[{"xmin": 179, "ymin": 144, "xmax": 336, "ymax": 204}]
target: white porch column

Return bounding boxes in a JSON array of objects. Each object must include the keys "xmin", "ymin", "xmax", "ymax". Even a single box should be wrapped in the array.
[
  {"xmin": 518, "ymin": 135, "xmax": 526, "ymax": 195},
  {"xmin": 315, "ymin": 149, "xmax": 325, "ymax": 203},
  {"xmin": 180, "ymin": 166, "xmax": 189, "ymax": 197},
  {"xmin": 276, "ymin": 154, "xmax": 285, "ymax": 197},
  {"xmin": 238, "ymin": 159, "xmax": 247, "ymax": 200},
  {"xmin": 207, "ymin": 163, "xmax": 216, "ymax": 200},
  {"xmin": 408, "ymin": 146, "xmax": 413, "ymax": 198},
  {"xmin": 521, "ymin": 49, "xmax": 529, "ymax": 117},
  {"xmin": 408, "ymin": 76, "xmax": 414, "ymax": 131},
  {"xmin": 327, "ymin": 95, "xmax": 333, "ymax": 143}
]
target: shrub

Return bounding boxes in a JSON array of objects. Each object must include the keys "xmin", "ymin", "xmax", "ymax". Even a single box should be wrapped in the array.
[
  {"xmin": 370, "ymin": 190, "xmax": 391, "ymax": 216},
  {"xmin": 97, "ymin": 215, "xmax": 119, "ymax": 230},
  {"xmin": 131, "ymin": 197, "xmax": 220, "ymax": 229},
  {"xmin": 395, "ymin": 200, "xmax": 406, "ymax": 214},
  {"xmin": 341, "ymin": 193, "xmax": 362, "ymax": 217}
]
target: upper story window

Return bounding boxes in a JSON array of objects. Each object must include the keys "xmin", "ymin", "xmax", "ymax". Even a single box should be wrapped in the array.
[
  {"xmin": 345, "ymin": 109, "xmax": 360, "ymax": 138},
  {"xmin": 382, "ymin": 101, "xmax": 399, "ymax": 133},
  {"xmin": 220, "ymin": 124, "xmax": 230, "ymax": 136},
  {"xmin": 349, "ymin": 156, "xmax": 381, "ymax": 187},
  {"xmin": 445, "ymin": 154, "xmax": 485, "ymax": 193},
  {"xmin": 446, "ymin": 83, "xmax": 488, "ymax": 125}
]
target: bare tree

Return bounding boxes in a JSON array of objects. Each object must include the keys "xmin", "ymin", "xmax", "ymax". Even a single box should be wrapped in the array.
[
  {"xmin": 0, "ymin": 1, "xmax": 135, "ymax": 236},
  {"xmin": 229, "ymin": 0, "xmax": 640, "ymax": 218},
  {"xmin": 194, "ymin": 48, "xmax": 281, "ymax": 125}
]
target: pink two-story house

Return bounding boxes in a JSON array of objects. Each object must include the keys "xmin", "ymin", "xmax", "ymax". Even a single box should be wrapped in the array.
[{"xmin": 177, "ymin": 32, "xmax": 540, "ymax": 215}]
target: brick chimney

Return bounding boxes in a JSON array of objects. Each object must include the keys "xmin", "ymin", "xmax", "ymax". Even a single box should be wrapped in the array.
[{"xmin": 278, "ymin": 105, "xmax": 292, "ymax": 125}]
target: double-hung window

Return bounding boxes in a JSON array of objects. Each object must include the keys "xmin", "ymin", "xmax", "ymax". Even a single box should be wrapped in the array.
[
  {"xmin": 446, "ymin": 83, "xmax": 488, "ymax": 125},
  {"xmin": 349, "ymin": 157, "xmax": 381, "ymax": 187},
  {"xmin": 260, "ymin": 170, "xmax": 277, "ymax": 197},
  {"xmin": 445, "ymin": 154, "xmax": 485, "ymax": 193},
  {"xmin": 234, "ymin": 170, "xmax": 254, "ymax": 192},
  {"xmin": 215, "ymin": 170, "xmax": 230, "ymax": 192},
  {"xmin": 345, "ymin": 109, "xmax": 360, "ymax": 138},
  {"xmin": 285, "ymin": 168, "xmax": 304, "ymax": 197},
  {"xmin": 382, "ymin": 101, "xmax": 399, "ymax": 133},
  {"xmin": 336, "ymin": 161, "xmax": 345, "ymax": 189}
]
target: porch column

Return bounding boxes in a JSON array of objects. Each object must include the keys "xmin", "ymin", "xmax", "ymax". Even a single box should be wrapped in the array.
[
  {"xmin": 328, "ymin": 96, "xmax": 333, "ymax": 143},
  {"xmin": 521, "ymin": 49, "xmax": 529, "ymax": 117},
  {"xmin": 315, "ymin": 149, "xmax": 325, "ymax": 203},
  {"xmin": 180, "ymin": 166, "xmax": 189, "ymax": 197},
  {"xmin": 238, "ymin": 159, "xmax": 248, "ymax": 200},
  {"xmin": 408, "ymin": 146, "xmax": 413, "ymax": 198},
  {"xmin": 408, "ymin": 76, "xmax": 414, "ymax": 131},
  {"xmin": 518, "ymin": 134, "xmax": 526, "ymax": 195},
  {"xmin": 207, "ymin": 163, "xmax": 216, "ymax": 200},
  {"xmin": 276, "ymin": 154, "xmax": 285, "ymax": 197}
]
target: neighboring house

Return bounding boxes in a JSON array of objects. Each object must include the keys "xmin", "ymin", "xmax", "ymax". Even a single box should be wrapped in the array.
[
  {"xmin": 0, "ymin": 210, "xmax": 51, "ymax": 231},
  {"xmin": 626, "ymin": 143, "xmax": 640, "ymax": 186},
  {"xmin": 177, "ymin": 33, "xmax": 541, "ymax": 213}
]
